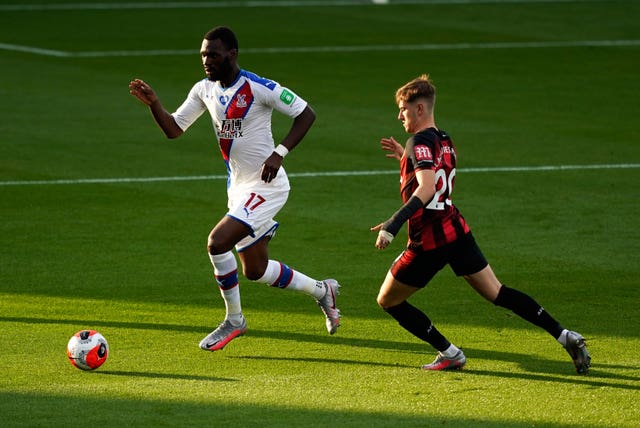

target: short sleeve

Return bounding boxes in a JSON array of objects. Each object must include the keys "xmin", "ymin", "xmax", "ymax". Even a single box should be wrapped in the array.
[
  {"xmin": 172, "ymin": 82, "xmax": 207, "ymax": 131},
  {"xmin": 255, "ymin": 82, "xmax": 307, "ymax": 119},
  {"xmin": 406, "ymin": 133, "xmax": 436, "ymax": 170}
]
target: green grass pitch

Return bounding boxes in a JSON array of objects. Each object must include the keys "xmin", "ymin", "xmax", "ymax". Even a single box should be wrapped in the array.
[{"xmin": 1, "ymin": 0, "xmax": 639, "ymax": 426}]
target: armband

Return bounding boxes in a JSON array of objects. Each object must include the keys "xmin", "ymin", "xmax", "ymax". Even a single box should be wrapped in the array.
[
  {"xmin": 382, "ymin": 195, "xmax": 424, "ymax": 236},
  {"xmin": 274, "ymin": 144, "xmax": 289, "ymax": 158}
]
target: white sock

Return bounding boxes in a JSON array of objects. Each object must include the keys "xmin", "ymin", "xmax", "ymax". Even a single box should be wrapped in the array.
[
  {"xmin": 210, "ymin": 252, "xmax": 243, "ymax": 325},
  {"xmin": 219, "ymin": 288, "xmax": 243, "ymax": 325},
  {"xmin": 442, "ymin": 344, "xmax": 461, "ymax": 358},
  {"xmin": 557, "ymin": 329, "xmax": 569, "ymax": 346},
  {"xmin": 257, "ymin": 260, "xmax": 325, "ymax": 299}
]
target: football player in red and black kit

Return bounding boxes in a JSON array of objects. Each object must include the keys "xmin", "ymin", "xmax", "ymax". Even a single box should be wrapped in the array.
[{"xmin": 371, "ymin": 74, "xmax": 590, "ymax": 374}]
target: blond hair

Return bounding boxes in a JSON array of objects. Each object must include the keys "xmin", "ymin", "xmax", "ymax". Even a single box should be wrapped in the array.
[{"xmin": 395, "ymin": 74, "xmax": 436, "ymax": 111}]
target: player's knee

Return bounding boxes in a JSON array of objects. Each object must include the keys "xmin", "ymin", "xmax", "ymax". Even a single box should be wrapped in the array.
[
  {"xmin": 377, "ymin": 290, "xmax": 409, "ymax": 311},
  {"xmin": 207, "ymin": 244, "xmax": 223, "ymax": 255},
  {"xmin": 243, "ymin": 265, "xmax": 266, "ymax": 281},
  {"xmin": 377, "ymin": 295, "xmax": 392, "ymax": 311},
  {"xmin": 207, "ymin": 238, "xmax": 234, "ymax": 255}
]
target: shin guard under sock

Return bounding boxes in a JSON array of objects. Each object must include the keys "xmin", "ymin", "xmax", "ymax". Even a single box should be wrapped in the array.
[
  {"xmin": 494, "ymin": 285, "xmax": 564, "ymax": 339},
  {"xmin": 209, "ymin": 252, "xmax": 242, "ymax": 322},
  {"xmin": 384, "ymin": 301, "xmax": 451, "ymax": 352}
]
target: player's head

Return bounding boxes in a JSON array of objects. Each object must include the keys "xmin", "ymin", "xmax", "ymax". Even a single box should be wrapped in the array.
[
  {"xmin": 201, "ymin": 26, "xmax": 239, "ymax": 84},
  {"xmin": 395, "ymin": 75, "xmax": 436, "ymax": 133}
]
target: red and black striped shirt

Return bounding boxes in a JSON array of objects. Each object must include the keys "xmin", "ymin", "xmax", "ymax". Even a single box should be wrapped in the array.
[{"xmin": 400, "ymin": 127, "xmax": 470, "ymax": 251}]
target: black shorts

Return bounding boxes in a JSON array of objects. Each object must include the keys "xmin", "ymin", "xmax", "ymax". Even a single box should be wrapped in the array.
[{"xmin": 389, "ymin": 232, "xmax": 488, "ymax": 288}]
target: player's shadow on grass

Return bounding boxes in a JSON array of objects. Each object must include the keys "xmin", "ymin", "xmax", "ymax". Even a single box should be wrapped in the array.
[
  {"xmin": 455, "ymin": 347, "xmax": 640, "ymax": 391},
  {"xmin": 97, "ymin": 370, "xmax": 237, "ymax": 383},
  {"xmin": 462, "ymin": 365, "xmax": 640, "ymax": 391},
  {"xmin": 230, "ymin": 355, "xmax": 415, "ymax": 369},
  {"xmin": 248, "ymin": 327, "xmax": 429, "ymax": 352}
]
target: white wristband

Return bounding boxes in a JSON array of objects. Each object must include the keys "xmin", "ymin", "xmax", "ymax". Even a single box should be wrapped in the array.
[
  {"xmin": 378, "ymin": 230, "xmax": 395, "ymax": 243},
  {"xmin": 274, "ymin": 144, "xmax": 289, "ymax": 157}
]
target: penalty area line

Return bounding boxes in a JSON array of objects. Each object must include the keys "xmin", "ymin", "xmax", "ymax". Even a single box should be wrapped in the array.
[{"xmin": 1, "ymin": 163, "xmax": 638, "ymax": 186}]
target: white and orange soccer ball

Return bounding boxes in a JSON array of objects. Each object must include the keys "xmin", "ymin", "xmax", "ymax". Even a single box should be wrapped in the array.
[{"xmin": 67, "ymin": 330, "xmax": 109, "ymax": 370}]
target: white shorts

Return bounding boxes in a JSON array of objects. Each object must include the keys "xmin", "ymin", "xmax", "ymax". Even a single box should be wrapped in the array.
[{"xmin": 227, "ymin": 187, "xmax": 290, "ymax": 252}]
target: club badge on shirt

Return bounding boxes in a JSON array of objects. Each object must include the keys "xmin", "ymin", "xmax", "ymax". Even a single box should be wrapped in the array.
[{"xmin": 236, "ymin": 94, "xmax": 248, "ymax": 108}]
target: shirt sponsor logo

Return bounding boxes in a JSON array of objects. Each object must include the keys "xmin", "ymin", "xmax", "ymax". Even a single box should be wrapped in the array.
[
  {"xmin": 280, "ymin": 89, "xmax": 295, "ymax": 105},
  {"xmin": 217, "ymin": 118, "xmax": 243, "ymax": 139},
  {"xmin": 414, "ymin": 146, "xmax": 432, "ymax": 162}
]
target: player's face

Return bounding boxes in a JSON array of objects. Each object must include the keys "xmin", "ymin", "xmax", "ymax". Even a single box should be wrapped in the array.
[
  {"xmin": 200, "ymin": 39, "xmax": 236, "ymax": 82},
  {"xmin": 397, "ymin": 100, "xmax": 420, "ymax": 134}
]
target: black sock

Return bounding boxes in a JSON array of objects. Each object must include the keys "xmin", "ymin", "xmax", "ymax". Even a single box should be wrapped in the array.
[
  {"xmin": 494, "ymin": 285, "xmax": 564, "ymax": 339},
  {"xmin": 384, "ymin": 301, "xmax": 451, "ymax": 352}
]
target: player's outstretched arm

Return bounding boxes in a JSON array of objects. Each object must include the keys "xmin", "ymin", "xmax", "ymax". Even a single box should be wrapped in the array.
[{"xmin": 129, "ymin": 78, "xmax": 183, "ymax": 139}]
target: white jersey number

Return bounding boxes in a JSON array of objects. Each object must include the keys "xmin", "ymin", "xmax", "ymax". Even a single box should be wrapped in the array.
[{"xmin": 426, "ymin": 168, "xmax": 455, "ymax": 211}]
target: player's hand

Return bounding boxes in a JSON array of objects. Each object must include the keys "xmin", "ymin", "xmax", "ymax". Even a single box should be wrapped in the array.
[
  {"xmin": 370, "ymin": 223, "xmax": 393, "ymax": 250},
  {"xmin": 261, "ymin": 152, "xmax": 283, "ymax": 183},
  {"xmin": 129, "ymin": 78, "xmax": 158, "ymax": 106},
  {"xmin": 380, "ymin": 137, "xmax": 404, "ymax": 160}
]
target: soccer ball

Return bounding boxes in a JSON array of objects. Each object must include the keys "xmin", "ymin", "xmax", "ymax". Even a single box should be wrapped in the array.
[{"xmin": 67, "ymin": 330, "xmax": 109, "ymax": 371}]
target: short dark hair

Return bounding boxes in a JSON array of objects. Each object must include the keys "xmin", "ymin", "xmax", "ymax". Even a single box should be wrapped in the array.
[{"xmin": 204, "ymin": 26, "xmax": 238, "ymax": 50}]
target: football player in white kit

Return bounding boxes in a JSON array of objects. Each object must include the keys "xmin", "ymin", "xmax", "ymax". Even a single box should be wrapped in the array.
[{"xmin": 129, "ymin": 26, "xmax": 340, "ymax": 351}]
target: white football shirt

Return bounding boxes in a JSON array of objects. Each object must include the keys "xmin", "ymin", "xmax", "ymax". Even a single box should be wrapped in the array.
[{"xmin": 172, "ymin": 70, "xmax": 308, "ymax": 193}]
